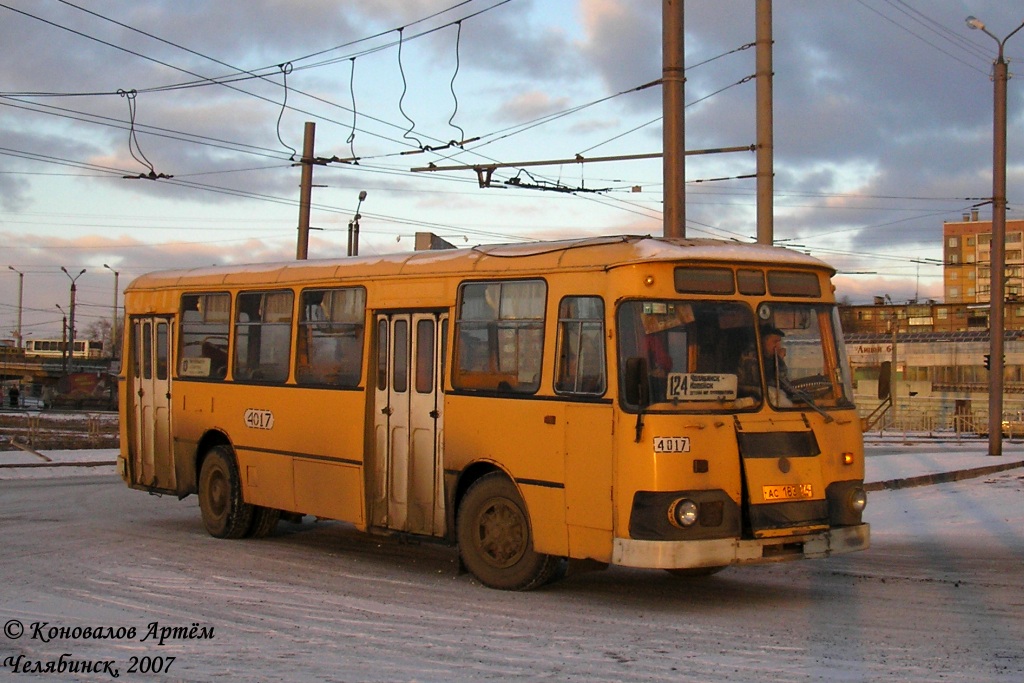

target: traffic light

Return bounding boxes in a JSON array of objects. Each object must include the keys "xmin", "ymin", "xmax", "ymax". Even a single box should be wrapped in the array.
[{"xmin": 984, "ymin": 354, "xmax": 991, "ymax": 370}]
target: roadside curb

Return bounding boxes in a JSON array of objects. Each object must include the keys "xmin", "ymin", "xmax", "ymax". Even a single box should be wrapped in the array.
[{"xmin": 866, "ymin": 460, "xmax": 1024, "ymax": 491}]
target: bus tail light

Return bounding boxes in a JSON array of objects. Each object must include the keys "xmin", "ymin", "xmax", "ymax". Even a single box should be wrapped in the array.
[
  {"xmin": 842, "ymin": 452, "xmax": 855, "ymax": 466},
  {"xmin": 669, "ymin": 498, "xmax": 700, "ymax": 528}
]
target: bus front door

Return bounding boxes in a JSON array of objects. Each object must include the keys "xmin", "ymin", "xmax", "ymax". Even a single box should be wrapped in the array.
[
  {"xmin": 129, "ymin": 317, "xmax": 175, "ymax": 491},
  {"xmin": 371, "ymin": 312, "xmax": 446, "ymax": 536}
]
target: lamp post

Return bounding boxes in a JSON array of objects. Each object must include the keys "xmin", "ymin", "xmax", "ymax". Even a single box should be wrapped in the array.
[
  {"xmin": 967, "ymin": 15, "xmax": 1024, "ymax": 456},
  {"xmin": 60, "ymin": 267, "xmax": 86, "ymax": 373},
  {"xmin": 347, "ymin": 190, "xmax": 368, "ymax": 257},
  {"xmin": 103, "ymin": 264, "xmax": 120, "ymax": 360},
  {"xmin": 7, "ymin": 266, "xmax": 23, "ymax": 348}
]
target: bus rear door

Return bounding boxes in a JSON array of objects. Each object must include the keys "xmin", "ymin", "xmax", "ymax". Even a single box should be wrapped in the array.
[
  {"xmin": 128, "ymin": 317, "xmax": 176, "ymax": 491},
  {"xmin": 371, "ymin": 312, "xmax": 446, "ymax": 536}
]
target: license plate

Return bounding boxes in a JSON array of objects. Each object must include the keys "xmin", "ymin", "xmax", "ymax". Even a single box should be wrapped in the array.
[{"xmin": 762, "ymin": 483, "xmax": 813, "ymax": 501}]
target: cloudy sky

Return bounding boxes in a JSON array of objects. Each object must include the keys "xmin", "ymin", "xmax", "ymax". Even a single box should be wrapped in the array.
[{"xmin": 1, "ymin": 0, "xmax": 1022, "ymax": 343}]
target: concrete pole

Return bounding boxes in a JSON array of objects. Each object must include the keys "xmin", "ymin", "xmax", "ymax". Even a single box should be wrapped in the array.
[
  {"xmin": 104, "ymin": 264, "xmax": 119, "ymax": 359},
  {"xmin": 987, "ymin": 54, "xmax": 1008, "ymax": 456},
  {"xmin": 296, "ymin": 121, "xmax": 316, "ymax": 260},
  {"xmin": 966, "ymin": 16, "xmax": 1024, "ymax": 454},
  {"xmin": 662, "ymin": 0, "xmax": 685, "ymax": 237},
  {"xmin": 8, "ymin": 266, "xmax": 23, "ymax": 348},
  {"xmin": 755, "ymin": 0, "xmax": 774, "ymax": 245}
]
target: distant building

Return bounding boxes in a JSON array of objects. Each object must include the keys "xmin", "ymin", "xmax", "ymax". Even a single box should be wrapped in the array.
[{"xmin": 943, "ymin": 214, "xmax": 1024, "ymax": 304}]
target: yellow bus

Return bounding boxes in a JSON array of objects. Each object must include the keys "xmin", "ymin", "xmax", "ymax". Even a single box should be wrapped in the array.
[{"xmin": 118, "ymin": 235, "xmax": 869, "ymax": 590}]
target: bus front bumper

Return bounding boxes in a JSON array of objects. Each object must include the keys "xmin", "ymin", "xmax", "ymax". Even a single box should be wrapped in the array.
[{"xmin": 612, "ymin": 523, "xmax": 870, "ymax": 569}]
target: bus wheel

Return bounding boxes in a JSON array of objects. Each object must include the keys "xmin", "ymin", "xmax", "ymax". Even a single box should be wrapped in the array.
[
  {"xmin": 247, "ymin": 506, "xmax": 280, "ymax": 538},
  {"xmin": 664, "ymin": 566, "xmax": 727, "ymax": 578},
  {"xmin": 456, "ymin": 473, "xmax": 560, "ymax": 591},
  {"xmin": 198, "ymin": 445, "xmax": 253, "ymax": 539}
]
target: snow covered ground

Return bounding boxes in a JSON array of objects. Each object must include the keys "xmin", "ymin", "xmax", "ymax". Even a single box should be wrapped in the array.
[{"xmin": 0, "ymin": 440, "xmax": 1022, "ymax": 682}]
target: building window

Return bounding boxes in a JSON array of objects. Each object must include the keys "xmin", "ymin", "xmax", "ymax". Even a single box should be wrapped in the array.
[
  {"xmin": 937, "ymin": 308, "xmax": 948, "ymax": 319},
  {"xmin": 949, "ymin": 287, "xmax": 959, "ymax": 298},
  {"xmin": 967, "ymin": 237, "xmax": 975, "ymax": 246},
  {"xmin": 1007, "ymin": 250, "xmax": 1023, "ymax": 261},
  {"xmin": 949, "ymin": 254, "xmax": 959, "ymax": 264},
  {"xmin": 948, "ymin": 236, "xmax": 958, "ymax": 247},
  {"xmin": 1009, "ymin": 232, "xmax": 1022, "ymax": 243}
]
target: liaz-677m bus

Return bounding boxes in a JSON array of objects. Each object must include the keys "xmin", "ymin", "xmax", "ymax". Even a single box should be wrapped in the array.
[{"xmin": 118, "ymin": 235, "xmax": 869, "ymax": 590}]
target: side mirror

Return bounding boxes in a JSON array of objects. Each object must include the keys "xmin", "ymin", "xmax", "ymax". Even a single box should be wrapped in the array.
[{"xmin": 624, "ymin": 357, "xmax": 650, "ymax": 408}]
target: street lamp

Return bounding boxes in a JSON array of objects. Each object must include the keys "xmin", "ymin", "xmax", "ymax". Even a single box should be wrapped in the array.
[
  {"xmin": 7, "ymin": 266, "xmax": 23, "ymax": 348},
  {"xmin": 103, "ymin": 264, "xmax": 120, "ymax": 360},
  {"xmin": 347, "ymin": 190, "xmax": 368, "ymax": 257},
  {"xmin": 60, "ymin": 267, "xmax": 86, "ymax": 373},
  {"xmin": 966, "ymin": 15, "xmax": 1024, "ymax": 456}
]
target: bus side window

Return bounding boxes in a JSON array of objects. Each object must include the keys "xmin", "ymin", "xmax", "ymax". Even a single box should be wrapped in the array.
[
  {"xmin": 234, "ymin": 290, "xmax": 293, "ymax": 383},
  {"xmin": 179, "ymin": 293, "xmax": 230, "ymax": 380},
  {"xmin": 453, "ymin": 280, "xmax": 546, "ymax": 394},
  {"xmin": 295, "ymin": 287, "xmax": 366, "ymax": 387},
  {"xmin": 555, "ymin": 296, "xmax": 606, "ymax": 396}
]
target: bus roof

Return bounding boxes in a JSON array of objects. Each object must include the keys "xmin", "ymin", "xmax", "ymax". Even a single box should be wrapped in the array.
[{"xmin": 125, "ymin": 234, "xmax": 835, "ymax": 292}]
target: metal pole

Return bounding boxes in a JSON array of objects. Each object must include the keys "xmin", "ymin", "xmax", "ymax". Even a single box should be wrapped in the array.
[
  {"xmin": 890, "ymin": 311, "xmax": 898, "ymax": 429},
  {"xmin": 755, "ymin": 0, "xmax": 774, "ymax": 245},
  {"xmin": 296, "ymin": 121, "xmax": 316, "ymax": 260},
  {"xmin": 8, "ymin": 266, "xmax": 23, "ymax": 348},
  {"xmin": 349, "ymin": 191, "xmax": 367, "ymax": 257},
  {"xmin": 662, "ymin": 0, "xmax": 685, "ymax": 237}
]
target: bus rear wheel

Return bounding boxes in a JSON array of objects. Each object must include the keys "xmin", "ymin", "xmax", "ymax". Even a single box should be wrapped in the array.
[
  {"xmin": 456, "ymin": 473, "xmax": 560, "ymax": 591},
  {"xmin": 247, "ymin": 506, "xmax": 280, "ymax": 538},
  {"xmin": 198, "ymin": 445, "xmax": 253, "ymax": 539}
]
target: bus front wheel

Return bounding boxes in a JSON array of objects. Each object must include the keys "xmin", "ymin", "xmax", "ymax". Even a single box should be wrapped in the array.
[
  {"xmin": 456, "ymin": 473, "xmax": 561, "ymax": 591},
  {"xmin": 198, "ymin": 445, "xmax": 253, "ymax": 539}
]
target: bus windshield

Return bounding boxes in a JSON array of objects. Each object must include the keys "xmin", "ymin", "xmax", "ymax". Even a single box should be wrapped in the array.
[{"xmin": 617, "ymin": 300, "xmax": 855, "ymax": 412}]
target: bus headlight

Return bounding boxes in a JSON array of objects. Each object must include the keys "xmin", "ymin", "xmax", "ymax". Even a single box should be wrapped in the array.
[
  {"xmin": 849, "ymin": 488, "xmax": 867, "ymax": 513},
  {"xmin": 669, "ymin": 498, "xmax": 700, "ymax": 528}
]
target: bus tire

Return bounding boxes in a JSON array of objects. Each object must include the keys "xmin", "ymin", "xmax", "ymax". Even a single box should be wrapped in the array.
[
  {"xmin": 247, "ymin": 506, "xmax": 280, "ymax": 538},
  {"xmin": 198, "ymin": 445, "xmax": 253, "ymax": 539},
  {"xmin": 456, "ymin": 472, "xmax": 560, "ymax": 591}
]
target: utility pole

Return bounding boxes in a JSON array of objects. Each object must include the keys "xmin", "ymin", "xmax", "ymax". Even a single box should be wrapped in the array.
[
  {"xmin": 61, "ymin": 267, "xmax": 85, "ymax": 372},
  {"xmin": 56, "ymin": 304, "xmax": 68, "ymax": 375},
  {"xmin": 967, "ymin": 15, "xmax": 1024, "ymax": 456},
  {"xmin": 8, "ymin": 266, "xmax": 23, "ymax": 348},
  {"xmin": 296, "ymin": 121, "xmax": 316, "ymax": 260},
  {"xmin": 755, "ymin": 0, "xmax": 774, "ymax": 245},
  {"xmin": 662, "ymin": 0, "xmax": 685, "ymax": 238},
  {"xmin": 104, "ymin": 264, "xmax": 119, "ymax": 359}
]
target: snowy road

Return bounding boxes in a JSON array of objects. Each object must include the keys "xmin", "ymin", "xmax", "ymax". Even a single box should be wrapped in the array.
[{"xmin": 0, "ymin": 466, "xmax": 1021, "ymax": 682}]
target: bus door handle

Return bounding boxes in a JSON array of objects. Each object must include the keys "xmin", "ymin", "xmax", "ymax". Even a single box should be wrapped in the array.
[
  {"xmin": 381, "ymin": 406, "xmax": 393, "ymax": 416},
  {"xmin": 429, "ymin": 410, "xmax": 439, "ymax": 419},
  {"xmin": 137, "ymin": 389, "xmax": 145, "ymax": 397}
]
